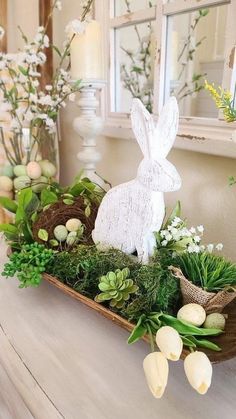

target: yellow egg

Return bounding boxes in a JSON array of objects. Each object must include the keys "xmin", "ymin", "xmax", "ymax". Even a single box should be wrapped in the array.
[
  {"xmin": 26, "ymin": 161, "xmax": 42, "ymax": 180},
  {"xmin": 65, "ymin": 218, "xmax": 82, "ymax": 232},
  {"xmin": 0, "ymin": 176, "xmax": 14, "ymax": 192}
]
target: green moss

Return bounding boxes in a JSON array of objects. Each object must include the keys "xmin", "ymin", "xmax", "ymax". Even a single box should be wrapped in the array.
[
  {"xmin": 122, "ymin": 264, "xmax": 181, "ymax": 321},
  {"xmin": 47, "ymin": 245, "xmax": 140, "ymax": 297},
  {"xmin": 46, "ymin": 245, "xmax": 181, "ymax": 319}
]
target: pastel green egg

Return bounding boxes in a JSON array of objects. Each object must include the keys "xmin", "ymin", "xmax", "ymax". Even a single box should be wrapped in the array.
[
  {"xmin": 31, "ymin": 176, "xmax": 48, "ymax": 193},
  {"xmin": 54, "ymin": 225, "xmax": 68, "ymax": 242},
  {"xmin": 13, "ymin": 165, "xmax": 27, "ymax": 177},
  {"xmin": 2, "ymin": 165, "xmax": 14, "ymax": 178},
  {"xmin": 13, "ymin": 175, "xmax": 31, "ymax": 191},
  {"xmin": 38, "ymin": 160, "xmax": 57, "ymax": 178},
  {"xmin": 66, "ymin": 231, "xmax": 78, "ymax": 246}
]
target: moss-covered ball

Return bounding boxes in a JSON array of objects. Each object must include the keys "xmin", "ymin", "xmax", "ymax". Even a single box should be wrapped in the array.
[
  {"xmin": 0, "ymin": 176, "xmax": 13, "ymax": 192},
  {"xmin": 54, "ymin": 225, "xmax": 68, "ymax": 242}
]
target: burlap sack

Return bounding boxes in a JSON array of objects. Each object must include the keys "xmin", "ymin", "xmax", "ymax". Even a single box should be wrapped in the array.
[{"xmin": 170, "ymin": 266, "xmax": 236, "ymax": 313}]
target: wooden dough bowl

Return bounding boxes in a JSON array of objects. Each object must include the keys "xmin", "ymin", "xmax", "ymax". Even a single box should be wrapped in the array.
[{"xmin": 43, "ymin": 273, "xmax": 236, "ymax": 364}]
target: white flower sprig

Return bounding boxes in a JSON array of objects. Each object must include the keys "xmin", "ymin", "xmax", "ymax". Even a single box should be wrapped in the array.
[
  {"xmin": 156, "ymin": 216, "xmax": 223, "ymax": 255},
  {"xmin": 0, "ymin": 0, "xmax": 93, "ymax": 165}
]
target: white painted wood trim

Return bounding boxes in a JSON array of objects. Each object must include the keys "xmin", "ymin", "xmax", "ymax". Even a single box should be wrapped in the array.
[
  {"xmin": 109, "ymin": 7, "xmax": 156, "ymax": 28},
  {"xmin": 163, "ymin": 0, "xmax": 230, "ymax": 16},
  {"xmin": 96, "ymin": 0, "xmax": 236, "ymax": 158}
]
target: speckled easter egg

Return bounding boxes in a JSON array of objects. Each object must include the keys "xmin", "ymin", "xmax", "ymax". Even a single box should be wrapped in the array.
[
  {"xmin": 13, "ymin": 165, "xmax": 27, "ymax": 177},
  {"xmin": 31, "ymin": 176, "xmax": 48, "ymax": 193},
  {"xmin": 54, "ymin": 225, "xmax": 68, "ymax": 242},
  {"xmin": 2, "ymin": 165, "xmax": 14, "ymax": 178},
  {"xmin": 65, "ymin": 218, "xmax": 82, "ymax": 232},
  {"xmin": 26, "ymin": 161, "xmax": 42, "ymax": 180},
  {"xmin": 66, "ymin": 231, "xmax": 78, "ymax": 246},
  {"xmin": 39, "ymin": 160, "xmax": 57, "ymax": 178},
  {"xmin": 0, "ymin": 176, "xmax": 14, "ymax": 192},
  {"xmin": 13, "ymin": 175, "xmax": 31, "ymax": 191}
]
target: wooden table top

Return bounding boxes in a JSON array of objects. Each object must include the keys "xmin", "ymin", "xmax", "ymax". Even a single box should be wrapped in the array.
[{"xmin": 0, "ymin": 237, "xmax": 236, "ymax": 419}]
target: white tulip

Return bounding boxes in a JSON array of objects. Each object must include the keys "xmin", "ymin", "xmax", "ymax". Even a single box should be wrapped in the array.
[
  {"xmin": 184, "ymin": 351, "xmax": 212, "ymax": 395},
  {"xmin": 143, "ymin": 352, "xmax": 169, "ymax": 398},
  {"xmin": 156, "ymin": 326, "xmax": 183, "ymax": 361}
]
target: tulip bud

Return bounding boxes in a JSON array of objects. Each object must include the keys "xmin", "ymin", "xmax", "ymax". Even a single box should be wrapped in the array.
[
  {"xmin": 156, "ymin": 326, "xmax": 183, "ymax": 361},
  {"xmin": 143, "ymin": 352, "xmax": 169, "ymax": 398},
  {"xmin": 184, "ymin": 351, "xmax": 212, "ymax": 395}
]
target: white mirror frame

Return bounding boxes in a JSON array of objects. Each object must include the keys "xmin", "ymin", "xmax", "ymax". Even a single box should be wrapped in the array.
[{"xmin": 95, "ymin": 0, "xmax": 236, "ymax": 158}]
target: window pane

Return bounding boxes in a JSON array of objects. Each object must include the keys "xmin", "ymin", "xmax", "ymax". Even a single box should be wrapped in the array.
[
  {"xmin": 164, "ymin": 4, "xmax": 227, "ymax": 117},
  {"xmin": 112, "ymin": 21, "xmax": 155, "ymax": 113},
  {"xmin": 114, "ymin": 0, "xmax": 156, "ymax": 17}
]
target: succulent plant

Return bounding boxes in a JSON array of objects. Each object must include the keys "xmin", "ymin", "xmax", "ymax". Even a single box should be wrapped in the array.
[{"xmin": 95, "ymin": 268, "xmax": 138, "ymax": 309}]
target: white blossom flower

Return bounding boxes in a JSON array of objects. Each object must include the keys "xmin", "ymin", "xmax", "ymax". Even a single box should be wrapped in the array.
[
  {"xmin": 216, "ymin": 243, "xmax": 223, "ymax": 251},
  {"xmin": 29, "ymin": 93, "xmax": 38, "ymax": 103},
  {"xmin": 29, "ymin": 70, "xmax": 41, "ymax": 77},
  {"xmin": 37, "ymin": 26, "xmax": 44, "ymax": 33},
  {"xmin": 161, "ymin": 240, "xmax": 168, "ymax": 247},
  {"xmin": 194, "ymin": 235, "xmax": 201, "ymax": 243},
  {"xmin": 65, "ymin": 19, "xmax": 87, "ymax": 36},
  {"xmin": 32, "ymin": 80, "xmax": 40, "ymax": 88},
  {"xmin": 38, "ymin": 95, "xmax": 54, "ymax": 106},
  {"xmin": 165, "ymin": 232, "xmax": 172, "ymax": 242},
  {"xmin": 45, "ymin": 117, "xmax": 55, "ymax": 127},
  {"xmin": 69, "ymin": 93, "xmax": 76, "ymax": 101},
  {"xmin": 45, "ymin": 85, "xmax": 53, "ymax": 91},
  {"xmin": 24, "ymin": 110, "xmax": 34, "ymax": 122},
  {"xmin": 55, "ymin": 0, "xmax": 62, "ymax": 10},
  {"xmin": 37, "ymin": 51, "xmax": 47, "ymax": 64},
  {"xmin": 0, "ymin": 26, "xmax": 5, "ymax": 40},
  {"xmin": 197, "ymin": 225, "xmax": 204, "ymax": 233},
  {"xmin": 190, "ymin": 227, "xmax": 196, "ymax": 234},
  {"xmin": 0, "ymin": 59, "xmax": 6, "ymax": 70},
  {"xmin": 207, "ymin": 244, "xmax": 214, "ymax": 253}
]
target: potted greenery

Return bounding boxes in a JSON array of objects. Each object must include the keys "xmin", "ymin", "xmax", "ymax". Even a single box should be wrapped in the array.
[{"xmin": 170, "ymin": 252, "xmax": 236, "ymax": 313}]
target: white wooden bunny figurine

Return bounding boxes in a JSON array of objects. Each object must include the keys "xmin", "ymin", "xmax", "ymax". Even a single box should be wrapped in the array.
[{"xmin": 92, "ymin": 97, "xmax": 181, "ymax": 262}]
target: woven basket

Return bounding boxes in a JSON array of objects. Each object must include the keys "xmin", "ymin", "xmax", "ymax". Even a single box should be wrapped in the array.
[{"xmin": 170, "ymin": 266, "xmax": 236, "ymax": 313}]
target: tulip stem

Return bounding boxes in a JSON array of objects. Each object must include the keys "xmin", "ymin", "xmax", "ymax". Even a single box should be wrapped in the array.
[{"xmin": 147, "ymin": 324, "xmax": 155, "ymax": 352}]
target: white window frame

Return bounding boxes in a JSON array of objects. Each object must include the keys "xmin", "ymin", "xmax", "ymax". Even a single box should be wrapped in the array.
[{"xmin": 95, "ymin": 0, "xmax": 236, "ymax": 158}]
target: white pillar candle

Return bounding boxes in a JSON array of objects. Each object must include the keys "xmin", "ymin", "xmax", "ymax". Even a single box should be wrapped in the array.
[{"xmin": 70, "ymin": 20, "xmax": 103, "ymax": 80}]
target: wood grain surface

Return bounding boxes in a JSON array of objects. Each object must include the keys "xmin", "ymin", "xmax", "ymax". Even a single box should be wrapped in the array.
[{"xmin": 1, "ymin": 237, "xmax": 236, "ymax": 419}]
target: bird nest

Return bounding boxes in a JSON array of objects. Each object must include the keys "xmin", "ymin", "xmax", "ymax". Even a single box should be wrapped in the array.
[{"xmin": 32, "ymin": 196, "xmax": 98, "ymax": 247}]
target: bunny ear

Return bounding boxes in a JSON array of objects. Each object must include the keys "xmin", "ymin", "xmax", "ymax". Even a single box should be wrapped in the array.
[
  {"xmin": 131, "ymin": 98, "xmax": 154, "ymax": 157},
  {"xmin": 152, "ymin": 96, "xmax": 179, "ymax": 159}
]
